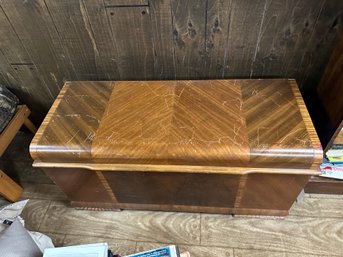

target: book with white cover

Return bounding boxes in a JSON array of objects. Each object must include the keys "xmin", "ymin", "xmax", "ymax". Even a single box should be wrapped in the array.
[
  {"xmin": 43, "ymin": 243, "xmax": 108, "ymax": 257},
  {"xmin": 320, "ymin": 162, "xmax": 343, "ymax": 180},
  {"xmin": 124, "ymin": 245, "xmax": 180, "ymax": 257}
]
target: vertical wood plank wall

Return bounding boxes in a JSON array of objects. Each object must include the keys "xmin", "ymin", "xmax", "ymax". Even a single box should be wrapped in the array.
[{"xmin": 0, "ymin": 0, "xmax": 342, "ymax": 123}]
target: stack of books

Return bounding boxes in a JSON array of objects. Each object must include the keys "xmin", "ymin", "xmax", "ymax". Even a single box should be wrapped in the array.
[
  {"xmin": 320, "ymin": 130, "xmax": 343, "ymax": 180},
  {"xmin": 326, "ymin": 144, "xmax": 343, "ymax": 164},
  {"xmin": 43, "ymin": 244, "xmax": 190, "ymax": 257}
]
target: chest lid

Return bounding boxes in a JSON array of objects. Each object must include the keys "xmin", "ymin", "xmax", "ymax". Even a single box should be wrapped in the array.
[{"xmin": 30, "ymin": 79, "xmax": 322, "ymax": 171}]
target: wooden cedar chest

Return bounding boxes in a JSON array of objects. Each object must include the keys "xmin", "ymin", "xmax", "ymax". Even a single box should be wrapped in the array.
[{"xmin": 30, "ymin": 79, "xmax": 323, "ymax": 216}]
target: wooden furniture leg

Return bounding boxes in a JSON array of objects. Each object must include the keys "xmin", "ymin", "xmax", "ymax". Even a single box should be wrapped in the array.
[
  {"xmin": 0, "ymin": 169, "xmax": 23, "ymax": 202},
  {"xmin": 0, "ymin": 105, "xmax": 32, "ymax": 156},
  {"xmin": 0, "ymin": 105, "xmax": 36, "ymax": 201}
]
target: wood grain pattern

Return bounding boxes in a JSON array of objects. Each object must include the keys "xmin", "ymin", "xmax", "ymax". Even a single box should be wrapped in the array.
[
  {"xmin": 0, "ymin": 169, "xmax": 22, "ymax": 202},
  {"xmin": 44, "ymin": 167, "xmax": 116, "ymax": 207},
  {"xmin": 44, "ymin": 233, "xmax": 65, "ymax": 247},
  {"xmin": 20, "ymin": 199, "xmax": 51, "ymax": 231},
  {"xmin": 105, "ymin": 5, "xmax": 155, "ymax": 79},
  {"xmin": 0, "ymin": 8, "xmax": 53, "ymax": 123},
  {"xmin": 204, "ymin": 0, "xmax": 231, "ymax": 78},
  {"xmin": 81, "ymin": 0, "xmax": 121, "ymax": 80},
  {"xmin": 201, "ymin": 214, "xmax": 343, "ymax": 255},
  {"xmin": 39, "ymin": 201, "xmax": 201, "ymax": 245},
  {"xmin": 103, "ymin": 171, "xmax": 239, "ymax": 208},
  {"xmin": 0, "ymin": 105, "xmax": 31, "ymax": 156},
  {"xmin": 44, "ymin": 0, "xmax": 100, "ymax": 80},
  {"xmin": 9, "ymin": 131, "xmax": 343, "ymax": 257},
  {"xmin": 289, "ymin": 80, "xmax": 323, "ymax": 168},
  {"xmin": 63, "ymin": 235, "xmax": 137, "ymax": 256},
  {"xmin": 0, "ymin": 0, "xmax": 72, "ymax": 94},
  {"xmin": 30, "ymin": 79, "xmax": 322, "ymax": 216},
  {"xmin": 290, "ymin": 194, "xmax": 343, "ymax": 218},
  {"xmin": 234, "ymin": 249, "xmax": 334, "ymax": 257},
  {"xmin": 0, "ymin": 7, "xmax": 31, "ymax": 64},
  {"xmin": 305, "ymin": 175, "xmax": 343, "ymax": 195},
  {"xmin": 280, "ymin": 0, "xmax": 326, "ymax": 79},
  {"xmin": 237, "ymin": 174, "xmax": 310, "ymax": 211},
  {"xmin": 317, "ymin": 34, "xmax": 343, "ymax": 129},
  {"xmin": 16, "ymin": 193, "xmax": 343, "ymax": 257},
  {"xmin": 30, "ymin": 81, "xmax": 113, "ymax": 162},
  {"xmin": 5, "ymin": 125, "xmax": 343, "ymax": 256},
  {"xmin": 32, "ymin": 79, "xmax": 322, "ymax": 169},
  {"xmin": 104, "ymin": 0, "xmax": 148, "ymax": 6},
  {"xmin": 21, "ymin": 183, "xmax": 67, "ymax": 201},
  {"xmin": 297, "ymin": 0, "xmax": 343, "ymax": 90},
  {"xmin": 248, "ymin": 0, "xmax": 329, "ymax": 84},
  {"xmin": 0, "ymin": 1, "xmax": 341, "ymax": 124},
  {"xmin": 223, "ymin": 0, "xmax": 267, "ymax": 78},
  {"xmin": 171, "ymin": 1, "xmax": 207, "ymax": 78},
  {"xmin": 149, "ymin": 0, "xmax": 176, "ymax": 79}
]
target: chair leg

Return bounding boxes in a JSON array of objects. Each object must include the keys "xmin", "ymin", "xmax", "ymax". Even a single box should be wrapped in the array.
[
  {"xmin": 23, "ymin": 118, "xmax": 37, "ymax": 134},
  {"xmin": 0, "ymin": 169, "xmax": 23, "ymax": 202}
]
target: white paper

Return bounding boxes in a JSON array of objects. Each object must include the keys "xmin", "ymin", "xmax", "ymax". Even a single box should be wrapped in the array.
[{"xmin": 43, "ymin": 243, "xmax": 108, "ymax": 257}]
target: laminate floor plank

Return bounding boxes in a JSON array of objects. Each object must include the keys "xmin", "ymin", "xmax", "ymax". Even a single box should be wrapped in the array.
[
  {"xmin": 46, "ymin": 232, "xmax": 66, "ymax": 247},
  {"xmin": 63, "ymin": 235, "xmax": 137, "ymax": 256},
  {"xmin": 201, "ymin": 214, "xmax": 343, "ymax": 256},
  {"xmin": 308, "ymin": 193, "xmax": 343, "ymax": 199},
  {"xmin": 21, "ymin": 183, "xmax": 67, "ymax": 201},
  {"xmin": 290, "ymin": 195, "xmax": 343, "ymax": 218},
  {"xmin": 39, "ymin": 201, "xmax": 201, "ymax": 245},
  {"xmin": 21, "ymin": 199, "xmax": 51, "ymax": 231},
  {"xmin": 136, "ymin": 242, "xmax": 234, "ymax": 257},
  {"xmin": 233, "ymin": 248, "xmax": 338, "ymax": 257}
]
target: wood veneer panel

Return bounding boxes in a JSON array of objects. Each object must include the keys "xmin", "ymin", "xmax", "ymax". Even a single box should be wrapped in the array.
[
  {"xmin": 30, "ymin": 79, "xmax": 322, "ymax": 215},
  {"xmin": 30, "ymin": 81, "xmax": 113, "ymax": 162},
  {"xmin": 238, "ymin": 173, "xmax": 310, "ymax": 211},
  {"xmin": 241, "ymin": 80, "xmax": 317, "ymax": 168},
  {"xmin": 103, "ymin": 171, "xmax": 240, "ymax": 208},
  {"xmin": 43, "ymin": 168, "xmax": 115, "ymax": 207},
  {"xmin": 305, "ymin": 176, "xmax": 343, "ymax": 195},
  {"xmin": 31, "ymin": 79, "xmax": 322, "ymax": 170},
  {"xmin": 90, "ymin": 79, "xmax": 321, "ymax": 168}
]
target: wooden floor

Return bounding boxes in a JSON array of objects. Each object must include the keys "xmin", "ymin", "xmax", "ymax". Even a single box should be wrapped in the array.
[{"xmin": 1, "ymin": 132, "xmax": 343, "ymax": 256}]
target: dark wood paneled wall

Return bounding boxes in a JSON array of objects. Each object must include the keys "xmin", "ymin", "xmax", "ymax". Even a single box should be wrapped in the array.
[
  {"xmin": 318, "ymin": 33, "xmax": 343, "ymax": 130},
  {"xmin": 0, "ymin": 0, "xmax": 342, "ymax": 123}
]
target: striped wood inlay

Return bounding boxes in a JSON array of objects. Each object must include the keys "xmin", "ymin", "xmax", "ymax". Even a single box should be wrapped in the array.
[{"xmin": 30, "ymin": 81, "xmax": 114, "ymax": 162}]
